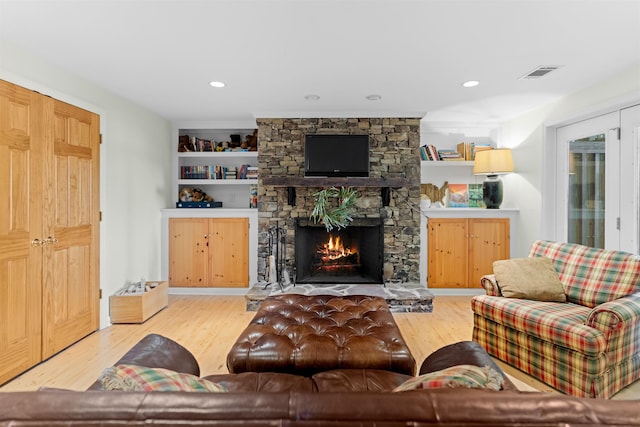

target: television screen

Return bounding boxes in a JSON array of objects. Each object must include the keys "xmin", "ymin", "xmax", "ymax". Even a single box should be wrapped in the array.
[{"xmin": 304, "ymin": 134, "xmax": 369, "ymax": 177}]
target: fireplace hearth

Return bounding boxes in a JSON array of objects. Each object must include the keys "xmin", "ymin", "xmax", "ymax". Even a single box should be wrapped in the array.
[{"xmin": 295, "ymin": 218, "xmax": 383, "ymax": 284}]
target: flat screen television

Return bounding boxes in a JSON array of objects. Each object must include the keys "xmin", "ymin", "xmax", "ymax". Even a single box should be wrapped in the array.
[{"xmin": 304, "ymin": 134, "xmax": 370, "ymax": 177}]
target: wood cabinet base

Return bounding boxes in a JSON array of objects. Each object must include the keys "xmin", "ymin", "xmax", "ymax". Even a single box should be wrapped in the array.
[{"xmin": 428, "ymin": 218, "xmax": 510, "ymax": 288}]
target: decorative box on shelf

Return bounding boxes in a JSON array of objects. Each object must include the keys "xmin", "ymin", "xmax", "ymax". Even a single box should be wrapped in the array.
[
  {"xmin": 109, "ymin": 281, "xmax": 168, "ymax": 324},
  {"xmin": 176, "ymin": 201, "xmax": 223, "ymax": 208}
]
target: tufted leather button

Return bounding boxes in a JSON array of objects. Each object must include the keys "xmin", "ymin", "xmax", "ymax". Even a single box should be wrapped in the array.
[{"xmin": 227, "ymin": 294, "xmax": 416, "ymax": 376}]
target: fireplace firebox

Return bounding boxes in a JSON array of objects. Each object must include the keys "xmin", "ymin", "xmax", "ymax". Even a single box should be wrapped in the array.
[{"xmin": 295, "ymin": 218, "xmax": 384, "ymax": 284}]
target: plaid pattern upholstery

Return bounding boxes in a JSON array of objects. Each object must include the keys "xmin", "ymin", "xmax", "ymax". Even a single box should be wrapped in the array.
[
  {"xmin": 99, "ymin": 364, "xmax": 227, "ymax": 392},
  {"xmin": 529, "ymin": 240, "xmax": 640, "ymax": 308},
  {"xmin": 473, "ymin": 240, "xmax": 640, "ymax": 399},
  {"xmin": 393, "ymin": 364, "xmax": 503, "ymax": 391},
  {"xmin": 480, "ymin": 275, "xmax": 501, "ymax": 296},
  {"xmin": 472, "ymin": 296, "xmax": 604, "ymax": 356}
]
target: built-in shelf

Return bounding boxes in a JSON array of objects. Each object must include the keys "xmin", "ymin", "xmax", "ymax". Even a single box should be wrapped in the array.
[
  {"xmin": 178, "ymin": 179, "xmax": 258, "ymax": 185},
  {"xmin": 421, "ymin": 160, "xmax": 474, "ymax": 167},
  {"xmin": 178, "ymin": 151, "xmax": 258, "ymax": 158}
]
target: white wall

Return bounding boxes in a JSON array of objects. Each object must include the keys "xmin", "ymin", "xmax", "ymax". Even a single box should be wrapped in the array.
[
  {"xmin": 501, "ymin": 65, "xmax": 640, "ymax": 256},
  {"xmin": 0, "ymin": 37, "xmax": 173, "ymax": 328}
]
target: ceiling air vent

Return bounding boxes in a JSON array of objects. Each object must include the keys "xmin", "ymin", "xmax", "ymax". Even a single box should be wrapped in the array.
[{"xmin": 519, "ymin": 65, "xmax": 562, "ymax": 80}]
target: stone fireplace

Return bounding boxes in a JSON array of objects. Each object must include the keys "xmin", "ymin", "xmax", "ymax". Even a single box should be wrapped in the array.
[
  {"xmin": 257, "ymin": 118, "xmax": 421, "ymax": 285},
  {"xmin": 295, "ymin": 218, "xmax": 384, "ymax": 285}
]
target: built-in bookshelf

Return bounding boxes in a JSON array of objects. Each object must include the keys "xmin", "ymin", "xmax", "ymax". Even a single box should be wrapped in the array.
[
  {"xmin": 419, "ymin": 127, "xmax": 499, "ymax": 207},
  {"xmin": 174, "ymin": 128, "xmax": 258, "ymax": 209}
]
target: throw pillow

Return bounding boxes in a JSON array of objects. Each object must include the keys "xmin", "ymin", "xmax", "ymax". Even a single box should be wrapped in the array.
[
  {"xmin": 393, "ymin": 364, "xmax": 504, "ymax": 392},
  {"xmin": 98, "ymin": 364, "xmax": 226, "ymax": 392},
  {"xmin": 493, "ymin": 257, "xmax": 567, "ymax": 302}
]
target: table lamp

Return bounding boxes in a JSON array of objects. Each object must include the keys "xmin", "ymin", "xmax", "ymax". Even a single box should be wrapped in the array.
[{"xmin": 473, "ymin": 148, "xmax": 514, "ymax": 209}]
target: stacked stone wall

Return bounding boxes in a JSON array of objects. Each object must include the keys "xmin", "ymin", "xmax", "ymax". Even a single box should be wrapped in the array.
[{"xmin": 257, "ymin": 117, "xmax": 421, "ymax": 284}]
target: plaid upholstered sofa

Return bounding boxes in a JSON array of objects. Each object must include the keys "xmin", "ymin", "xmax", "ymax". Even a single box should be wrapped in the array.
[{"xmin": 472, "ymin": 240, "xmax": 640, "ymax": 398}]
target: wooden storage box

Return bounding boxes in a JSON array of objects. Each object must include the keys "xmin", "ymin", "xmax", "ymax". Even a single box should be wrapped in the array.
[{"xmin": 110, "ymin": 281, "xmax": 168, "ymax": 324}]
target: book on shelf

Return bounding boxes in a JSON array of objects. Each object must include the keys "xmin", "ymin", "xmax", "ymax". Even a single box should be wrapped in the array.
[
  {"xmin": 456, "ymin": 142, "xmax": 494, "ymax": 160},
  {"xmin": 420, "ymin": 145, "xmax": 429, "ymax": 160},
  {"xmin": 420, "ymin": 144, "xmax": 444, "ymax": 161},
  {"xmin": 224, "ymin": 167, "xmax": 237, "ymax": 179},
  {"xmin": 246, "ymin": 166, "xmax": 258, "ymax": 179},
  {"xmin": 456, "ymin": 142, "xmax": 474, "ymax": 160},
  {"xmin": 438, "ymin": 149, "xmax": 464, "ymax": 161},
  {"xmin": 180, "ymin": 165, "xmax": 210, "ymax": 179},
  {"xmin": 180, "ymin": 164, "xmax": 259, "ymax": 180},
  {"xmin": 238, "ymin": 164, "xmax": 248, "ymax": 179}
]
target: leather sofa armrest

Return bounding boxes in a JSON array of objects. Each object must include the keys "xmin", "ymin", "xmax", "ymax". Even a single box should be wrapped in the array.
[
  {"xmin": 587, "ymin": 293, "xmax": 640, "ymax": 332},
  {"xmin": 419, "ymin": 341, "xmax": 518, "ymax": 391},
  {"xmin": 480, "ymin": 274, "xmax": 502, "ymax": 296},
  {"xmin": 87, "ymin": 334, "xmax": 200, "ymax": 390}
]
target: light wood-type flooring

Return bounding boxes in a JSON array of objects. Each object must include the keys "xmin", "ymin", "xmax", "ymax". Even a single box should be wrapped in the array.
[{"xmin": 1, "ymin": 295, "xmax": 638, "ymax": 399}]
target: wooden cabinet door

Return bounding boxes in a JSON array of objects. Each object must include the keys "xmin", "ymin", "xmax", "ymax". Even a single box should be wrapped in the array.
[
  {"xmin": 41, "ymin": 98, "xmax": 100, "ymax": 358},
  {"xmin": 169, "ymin": 218, "xmax": 209, "ymax": 287},
  {"xmin": 468, "ymin": 218, "xmax": 510, "ymax": 288},
  {"xmin": 427, "ymin": 218, "xmax": 468, "ymax": 288},
  {"xmin": 0, "ymin": 81, "xmax": 43, "ymax": 384},
  {"xmin": 208, "ymin": 218, "xmax": 249, "ymax": 287},
  {"xmin": 427, "ymin": 217, "xmax": 510, "ymax": 288}
]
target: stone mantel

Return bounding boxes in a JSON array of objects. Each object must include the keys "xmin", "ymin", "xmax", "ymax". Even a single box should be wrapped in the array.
[{"xmin": 261, "ymin": 177, "xmax": 414, "ymax": 206}]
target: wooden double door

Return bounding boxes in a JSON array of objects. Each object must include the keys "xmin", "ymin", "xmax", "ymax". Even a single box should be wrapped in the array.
[
  {"xmin": 0, "ymin": 80, "xmax": 100, "ymax": 385},
  {"xmin": 428, "ymin": 218, "xmax": 510, "ymax": 288}
]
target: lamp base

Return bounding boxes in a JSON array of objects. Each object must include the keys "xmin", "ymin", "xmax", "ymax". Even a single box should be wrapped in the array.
[{"xmin": 482, "ymin": 175, "xmax": 503, "ymax": 209}]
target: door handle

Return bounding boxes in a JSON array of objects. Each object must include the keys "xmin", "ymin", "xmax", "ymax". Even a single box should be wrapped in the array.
[
  {"xmin": 45, "ymin": 236, "xmax": 59, "ymax": 245},
  {"xmin": 31, "ymin": 238, "xmax": 45, "ymax": 247}
]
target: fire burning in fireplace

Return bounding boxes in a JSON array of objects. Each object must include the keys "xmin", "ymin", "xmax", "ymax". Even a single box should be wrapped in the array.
[
  {"xmin": 318, "ymin": 235, "xmax": 356, "ymax": 262},
  {"xmin": 295, "ymin": 219, "xmax": 383, "ymax": 284}
]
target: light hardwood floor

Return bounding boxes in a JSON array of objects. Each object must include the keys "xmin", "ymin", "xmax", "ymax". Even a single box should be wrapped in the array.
[{"xmin": 1, "ymin": 295, "xmax": 638, "ymax": 399}]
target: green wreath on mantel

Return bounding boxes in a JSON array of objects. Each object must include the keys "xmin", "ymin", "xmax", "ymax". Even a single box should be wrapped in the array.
[{"xmin": 310, "ymin": 187, "xmax": 359, "ymax": 232}]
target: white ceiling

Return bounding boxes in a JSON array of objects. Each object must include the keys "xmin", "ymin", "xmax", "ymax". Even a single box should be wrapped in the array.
[{"xmin": 1, "ymin": 0, "xmax": 639, "ymax": 127}]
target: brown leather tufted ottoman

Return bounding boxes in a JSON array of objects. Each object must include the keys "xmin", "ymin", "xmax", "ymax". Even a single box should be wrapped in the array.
[{"xmin": 227, "ymin": 294, "xmax": 416, "ymax": 376}]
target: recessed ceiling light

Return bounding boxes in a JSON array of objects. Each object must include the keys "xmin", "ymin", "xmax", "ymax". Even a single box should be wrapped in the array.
[
  {"xmin": 209, "ymin": 81, "xmax": 225, "ymax": 88},
  {"xmin": 305, "ymin": 94, "xmax": 320, "ymax": 101},
  {"xmin": 366, "ymin": 94, "xmax": 382, "ymax": 101},
  {"xmin": 462, "ymin": 80, "xmax": 480, "ymax": 88}
]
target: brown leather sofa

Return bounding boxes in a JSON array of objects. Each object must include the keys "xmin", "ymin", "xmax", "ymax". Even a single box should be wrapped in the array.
[{"xmin": 1, "ymin": 334, "xmax": 639, "ymax": 426}]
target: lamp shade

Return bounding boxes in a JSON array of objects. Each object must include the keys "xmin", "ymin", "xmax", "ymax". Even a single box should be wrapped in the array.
[{"xmin": 473, "ymin": 148, "xmax": 514, "ymax": 175}]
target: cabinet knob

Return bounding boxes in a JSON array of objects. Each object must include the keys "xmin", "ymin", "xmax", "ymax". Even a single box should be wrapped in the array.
[{"xmin": 31, "ymin": 238, "xmax": 45, "ymax": 247}]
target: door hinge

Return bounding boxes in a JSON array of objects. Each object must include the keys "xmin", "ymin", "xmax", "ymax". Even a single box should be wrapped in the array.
[
  {"xmin": 100, "ymin": 134, "xmax": 103, "ymax": 144},
  {"xmin": 610, "ymin": 127, "xmax": 621, "ymax": 140},
  {"xmin": 99, "ymin": 211, "xmax": 103, "ymax": 221},
  {"xmin": 617, "ymin": 217, "xmax": 621, "ymax": 230},
  {"xmin": 99, "ymin": 288, "xmax": 103, "ymax": 299}
]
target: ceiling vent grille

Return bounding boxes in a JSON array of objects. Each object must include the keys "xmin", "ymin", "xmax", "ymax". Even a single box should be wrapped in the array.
[{"xmin": 519, "ymin": 65, "xmax": 562, "ymax": 80}]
